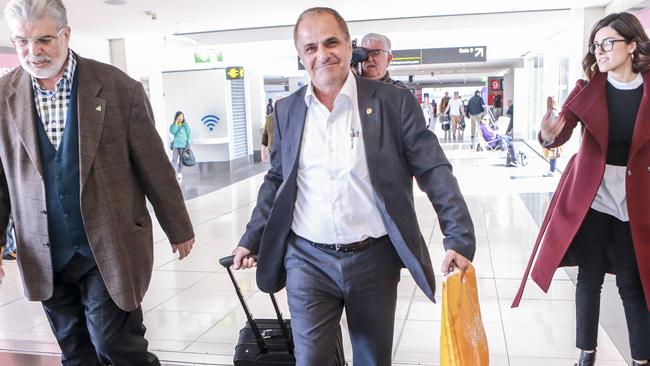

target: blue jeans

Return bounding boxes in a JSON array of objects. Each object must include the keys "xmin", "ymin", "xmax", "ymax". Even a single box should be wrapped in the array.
[
  {"xmin": 171, "ymin": 147, "xmax": 186, "ymax": 174},
  {"xmin": 5, "ymin": 220, "xmax": 15, "ymax": 253}
]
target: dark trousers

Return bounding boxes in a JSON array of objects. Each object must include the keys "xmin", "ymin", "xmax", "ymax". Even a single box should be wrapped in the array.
[
  {"xmin": 284, "ymin": 233, "xmax": 402, "ymax": 366},
  {"xmin": 42, "ymin": 254, "xmax": 159, "ymax": 366},
  {"xmin": 498, "ymin": 135, "xmax": 517, "ymax": 164},
  {"xmin": 574, "ymin": 209, "xmax": 650, "ymax": 360}
]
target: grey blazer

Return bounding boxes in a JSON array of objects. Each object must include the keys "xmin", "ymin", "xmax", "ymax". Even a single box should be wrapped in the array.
[
  {"xmin": 239, "ymin": 76, "xmax": 475, "ymax": 300},
  {"xmin": 0, "ymin": 54, "xmax": 194, "ymax": 311}
]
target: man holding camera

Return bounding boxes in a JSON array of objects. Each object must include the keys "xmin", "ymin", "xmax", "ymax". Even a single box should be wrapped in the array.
[
  {"xmin": 360, "ymin": 32, "xmax": 406, "ymax": 87},
  {"xmin": 232, "ymin": 7, "xmax": 475, "ymax": 365}
]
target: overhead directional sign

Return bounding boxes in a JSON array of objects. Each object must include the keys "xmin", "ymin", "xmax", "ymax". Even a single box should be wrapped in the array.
[
  {"xmin": 226, "ymin": 66, "xmax": 245, "ymax": 80},
  {"xmin": 391, "ymin": 46, "xmax": 487, "ymax": 65}
]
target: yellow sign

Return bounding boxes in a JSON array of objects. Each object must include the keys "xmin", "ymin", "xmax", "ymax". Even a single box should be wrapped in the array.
[{"xmin": 226, "ymin": 66, "xmax": 245, "ymax": 80}]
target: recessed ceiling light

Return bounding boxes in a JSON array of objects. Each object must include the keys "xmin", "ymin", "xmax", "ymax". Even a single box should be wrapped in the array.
[{"xmin": 104, "ymin": 0, "xmax": 126, "ymax": 5}]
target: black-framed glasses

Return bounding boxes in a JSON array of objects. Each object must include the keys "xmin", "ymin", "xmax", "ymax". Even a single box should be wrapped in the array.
[
  {"xmin": 10, "ymin": 27, "xmax": 66, "ymax": 48},
  {"xmin": 367, "ymin": 48, "xmax": 389, "ymax": 57},
  {"xmin": 589, "ymin": 38, "xmax": 627, "ymax": 54}
]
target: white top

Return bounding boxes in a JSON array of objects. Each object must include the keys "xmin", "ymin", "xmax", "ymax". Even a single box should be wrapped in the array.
[
  {"xmin": 421, "ymin": 102, "xmax": 432, "ymax": 120},
  {"xmin": 590, "ymin": 73, "xmax": 642, "ymax": 222},
  {"xmin": 591, "ymin": 165, "xmax": 629, "ymax": 221},
  {"xmin": 291, "ymin": 71, "xmax": 388, "ymax": 244},
  {"xmin": 446, "ymin": 98, "xmax": 464, "ymax": 116},
  {"xmin": 607, "ymin": 73, "xmax": 643, "ymax": 89}
]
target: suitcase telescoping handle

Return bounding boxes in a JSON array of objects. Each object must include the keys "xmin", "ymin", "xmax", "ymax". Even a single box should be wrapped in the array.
[{"xmin": 219, "ymin": 255, "xmax": 294, "ymax": 354}]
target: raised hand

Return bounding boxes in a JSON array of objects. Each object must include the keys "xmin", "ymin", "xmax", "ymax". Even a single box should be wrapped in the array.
[{"xmin": 540, "ymin": 109, "xmax": 565, "ymax": 143}]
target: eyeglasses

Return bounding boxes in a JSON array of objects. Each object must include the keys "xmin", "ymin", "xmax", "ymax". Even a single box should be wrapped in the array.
[
  {"xmin": 367, "ymin": 48, "xmax": 389, "ymax": 58},
  {"xmin": 589, "ymin": 38, "xmax": 627, "ymax": 54},
  {"xmin": 10, "ymin": 27, "xmax": 66, "ymax": 48}
]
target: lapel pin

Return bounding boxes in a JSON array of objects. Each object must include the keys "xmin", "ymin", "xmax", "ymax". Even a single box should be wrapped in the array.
[
  {"xmin": 95, "ymin": 106, "xmax": 102, "ymax": 112},
  {"xmin": 366, "ymin": 107, "xmax": 373, "ymax": 115}
]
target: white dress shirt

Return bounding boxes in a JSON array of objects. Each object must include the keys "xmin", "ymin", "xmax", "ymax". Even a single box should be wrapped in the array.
[
  {"xmin": 291, "ymin": 71, "xmax": 387, "ymax": 244},
  {"xmin": 590, "ymin": 73, "xmax": 643, "ymax": 222}
]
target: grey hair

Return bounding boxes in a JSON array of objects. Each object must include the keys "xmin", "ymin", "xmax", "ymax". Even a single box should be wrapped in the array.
[
  {"xmin": 361, "ymin": 33, "xmax": 392, "ymax": 52},
  {"xmin": 4, "ymin": 0, "xmax": 68, "ymax": 29},
  {"xmin": 293, "ymin": 7, "xmax": 350, "ymax": 49}
]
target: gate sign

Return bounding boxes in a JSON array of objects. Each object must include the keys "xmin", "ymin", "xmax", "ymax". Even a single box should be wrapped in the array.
[{"xmin": 391, "ymin": 46, "xmax": 487, "ymax": 65}]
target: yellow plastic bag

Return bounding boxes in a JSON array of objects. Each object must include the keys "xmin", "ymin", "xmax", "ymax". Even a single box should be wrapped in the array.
[{"xmin": 440, "ymin": 264, "xmax": 489, "ymax": 366}]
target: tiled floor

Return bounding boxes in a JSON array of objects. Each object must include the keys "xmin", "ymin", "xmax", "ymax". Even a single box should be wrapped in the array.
[{"xmin": 0, "ymin": 134, "xmax": 632, "ymax": 365}]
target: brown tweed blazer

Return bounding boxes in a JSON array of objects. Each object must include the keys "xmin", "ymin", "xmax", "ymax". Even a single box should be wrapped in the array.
[{"xmin": 0, "ymin": 54, "xmax": 194, "ymax": 311}]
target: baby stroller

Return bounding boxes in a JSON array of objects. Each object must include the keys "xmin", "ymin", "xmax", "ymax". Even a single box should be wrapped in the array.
[{"xmin": 477, "ymin": 123, "xmax": 521, "ymax": 167}]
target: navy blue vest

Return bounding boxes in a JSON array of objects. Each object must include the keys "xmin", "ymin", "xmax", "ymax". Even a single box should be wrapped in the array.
[{"xmin": 35, "ymin": 77, "xmax": 94, "ymax": 271}]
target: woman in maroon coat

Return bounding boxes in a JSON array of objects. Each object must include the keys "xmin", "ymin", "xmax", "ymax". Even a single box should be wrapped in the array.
[{"xmin": 513, "ymin": 13, "xmax": 650, "ymax": 366}]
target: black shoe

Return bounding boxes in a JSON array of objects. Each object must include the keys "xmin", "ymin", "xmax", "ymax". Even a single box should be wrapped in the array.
[
  {"xmin": 3, "ymin": 250, "xmax": 17, "ymax": 261},
  {"xmin": 631, "ymin": 361, "xmax": 648, "ymax": 366},
  {"xmin": 574, "ymin": 350, "xmax": 596, "ymax": 366}
]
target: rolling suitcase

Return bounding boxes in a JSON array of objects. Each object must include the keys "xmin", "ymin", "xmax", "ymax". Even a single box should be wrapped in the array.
[{"xmin": 219, "ymin": 255, "xmax": 346, "ymax": 366}]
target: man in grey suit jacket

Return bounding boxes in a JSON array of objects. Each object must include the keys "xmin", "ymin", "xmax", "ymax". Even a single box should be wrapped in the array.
[
  {"xmin": 0, "ymin": 1, "xmax": 194, "ymax": 365},
  {"xmin": 233, "ymin": 7, "xmax": 475, "ymax": 365}
]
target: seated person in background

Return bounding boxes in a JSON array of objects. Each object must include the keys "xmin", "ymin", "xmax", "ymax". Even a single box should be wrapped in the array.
[{"xmin": 479, "ymin": 120, "xmax": 519, "ymax": 167}]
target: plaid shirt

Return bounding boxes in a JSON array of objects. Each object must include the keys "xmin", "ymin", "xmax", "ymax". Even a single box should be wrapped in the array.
[{"xmin": 31, "ymin": 51, "xmax": 77, "ymax": 149}]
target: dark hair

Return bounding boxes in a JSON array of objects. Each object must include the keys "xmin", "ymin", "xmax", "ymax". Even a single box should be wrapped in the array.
[
  {"xmin": 173, "ymin": 111, "xmax": 184, "ymax": 123},
  {"xmin": 293, "ymin": 7, "xmax": 350, "ymax": 49},
  {"xmin": 582, "ymin": 12, "xmax": 650, "ymax": 79},
  {"xmin": 474, "ymin": 90, "xmax": 480, "ymax": 96}
]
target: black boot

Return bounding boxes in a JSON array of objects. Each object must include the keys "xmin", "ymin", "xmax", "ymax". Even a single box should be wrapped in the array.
[{"xmin": 574, "ymin": 350, "xmax": 596, "ymax": 366}]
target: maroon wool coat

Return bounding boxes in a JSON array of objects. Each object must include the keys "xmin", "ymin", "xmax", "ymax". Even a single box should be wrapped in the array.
[{"xmin": 513, "ymin": 71, "xmax": 650, "ymax": 310}]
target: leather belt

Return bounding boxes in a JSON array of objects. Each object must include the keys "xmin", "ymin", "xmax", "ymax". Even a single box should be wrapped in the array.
[{"xmin": 311, "ymin": 235, "xmax": 386, "ymax": 253}]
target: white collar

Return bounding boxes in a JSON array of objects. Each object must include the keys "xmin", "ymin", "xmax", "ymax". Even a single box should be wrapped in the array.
[
  {"xmin": 304, "ymin": 70, "xmax": 357, "ymax": 107},
  {"xmin": 607, "ymin": 73, "xmax": 643, "ymax": 90}
]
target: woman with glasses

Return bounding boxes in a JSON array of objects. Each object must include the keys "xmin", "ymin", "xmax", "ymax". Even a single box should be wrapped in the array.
[{"xmin": 513, "ymin": 12, "xmax": 650, "ymax": 366}]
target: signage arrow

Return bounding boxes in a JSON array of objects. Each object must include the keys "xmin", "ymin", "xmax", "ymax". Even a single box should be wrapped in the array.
[{"xmin": 474, "ymin": 47, "xmax": 484, "ymax": 58}]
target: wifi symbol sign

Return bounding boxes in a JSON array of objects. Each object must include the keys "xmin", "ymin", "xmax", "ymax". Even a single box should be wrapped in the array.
[{"xmin": 201, "ymin": 114, "xmax": 220, "ymax": 134}]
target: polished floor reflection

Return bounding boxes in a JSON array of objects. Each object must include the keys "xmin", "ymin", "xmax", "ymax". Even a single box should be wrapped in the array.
[{"xmin": 0, "ymin": 135, "xmax": 631, "ymax": 365}]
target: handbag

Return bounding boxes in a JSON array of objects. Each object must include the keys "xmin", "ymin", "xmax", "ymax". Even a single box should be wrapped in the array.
[
  {"xmin": 441, "ymin": 114, "xmax": 451, "ymax": 131},
  {"xmin": 181, "ymin": 147, "xmax": 196, "ymax": 167},
  {"xmin": 440, "ymin": 265, "xmax": 489, "ymax": 366}
]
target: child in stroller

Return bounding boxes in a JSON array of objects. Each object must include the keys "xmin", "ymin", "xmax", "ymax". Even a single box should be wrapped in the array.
[{"xmin": 478, "ymin": 120, "xmax": 520, "ymax": 167}]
